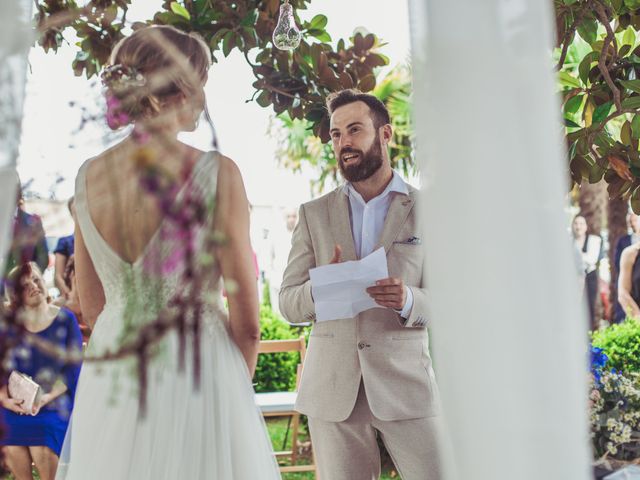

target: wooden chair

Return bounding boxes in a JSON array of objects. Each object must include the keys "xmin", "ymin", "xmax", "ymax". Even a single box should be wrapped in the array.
[{"xmin": 255, "ymin": 337, "xmax": 318, "ymax": 477}]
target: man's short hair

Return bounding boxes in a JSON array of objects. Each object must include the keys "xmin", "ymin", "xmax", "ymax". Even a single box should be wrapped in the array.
[{"xmin": 326, "ymin": 89, "xmax": 390, "ymax": 129}]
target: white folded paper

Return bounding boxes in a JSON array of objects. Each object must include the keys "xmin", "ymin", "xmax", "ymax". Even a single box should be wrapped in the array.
[{"xmin": 309, "ymin": 247, "xmax": 389, "ymax": 322}]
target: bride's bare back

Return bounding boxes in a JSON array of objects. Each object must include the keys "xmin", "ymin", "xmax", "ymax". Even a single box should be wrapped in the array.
[{"xmin": 84, "ymin": 138, "xmax": 203, "ymax": 265}]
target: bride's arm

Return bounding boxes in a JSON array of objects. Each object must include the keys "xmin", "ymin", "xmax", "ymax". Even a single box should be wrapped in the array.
[
  {"xmin": 74, "ymin": 225, "xmax": 106, "ymax": 329},
  {"xmin": 213, "ymin": 156, "xmax": 260, "ymax": 378}
]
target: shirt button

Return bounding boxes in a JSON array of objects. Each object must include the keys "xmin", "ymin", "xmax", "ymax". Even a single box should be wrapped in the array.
[{"xmin": 358, "ymin": 342, "xmax": 365, "ymax": 350}]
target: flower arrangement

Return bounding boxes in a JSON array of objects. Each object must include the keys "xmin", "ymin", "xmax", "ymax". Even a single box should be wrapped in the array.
[{"xmin": 590, "ymin": 346, "xmax": 640, "ymax": 461}]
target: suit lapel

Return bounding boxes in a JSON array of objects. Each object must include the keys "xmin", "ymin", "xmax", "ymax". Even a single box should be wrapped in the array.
[
  {"xmin": 376, "ymin": 191, "xmax": 415, "ymax": 254},
  {"xmin": 328, "ymin": 188, "xmax": 358, "ymax": 261}
]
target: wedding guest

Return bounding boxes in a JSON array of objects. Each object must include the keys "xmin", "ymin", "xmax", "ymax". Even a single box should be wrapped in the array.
[
  {"xmin": 613, "ymin": 211, "xmax": 640, "ymax": 322},
  {"xmin": 618, "ymin": 240, "xmax": 640, "ymax": 319},
  {"xmin": 280, "ymin": 89, "xmax": 444, "ymax": 480},
  {"xmin": 3, "ymin": 178, "xmax": 49, "ymax": 293},
  {"xmin": 0, "ymin": 262, "xmax": 82, "ymax": 480},
  {"xmin": 53, "ymin": 197, "xmax": 76, "ymax": 300},
  {"xmin": 572, "ymin": 214, "xmax": 603, "ymax": 329},
  {"xmin": 52, "ymin": 255, "xmax": 91, "ymax": 343}
]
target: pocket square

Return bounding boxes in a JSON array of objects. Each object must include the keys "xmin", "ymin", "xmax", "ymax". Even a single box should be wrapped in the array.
[{"xmin": 393, "ymin": 236, "xmax": 421, "ymax": 245}]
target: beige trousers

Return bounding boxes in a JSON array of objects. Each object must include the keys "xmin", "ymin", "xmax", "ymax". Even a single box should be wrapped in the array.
[{"xmin": 307, "ymin": 380, "xmax": 444, "ymax": 480}]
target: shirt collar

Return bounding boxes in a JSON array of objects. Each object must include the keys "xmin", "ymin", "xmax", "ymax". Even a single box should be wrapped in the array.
[{"xmin": 342, "ymin": 170, "xmax": 409, "ymax": 202}]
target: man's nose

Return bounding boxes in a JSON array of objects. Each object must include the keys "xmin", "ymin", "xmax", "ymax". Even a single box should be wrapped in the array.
[{"xmin": 339, "ymin": 135, "xmax": 352, "ymax": 150}]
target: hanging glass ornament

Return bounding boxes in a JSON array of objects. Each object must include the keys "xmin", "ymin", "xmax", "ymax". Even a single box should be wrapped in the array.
[{"xmin": 273, "ymin": 0, "xmax": 302, "ymax": 51}]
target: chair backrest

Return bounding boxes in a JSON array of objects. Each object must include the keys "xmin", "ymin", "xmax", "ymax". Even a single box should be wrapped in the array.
[
  {"xmin": 258, "ymin": 336, "xmax": 307, "ymax": 389},
  {"xmin": 258, "ymin": 336, "xmax": 306, "ymax": 362}
]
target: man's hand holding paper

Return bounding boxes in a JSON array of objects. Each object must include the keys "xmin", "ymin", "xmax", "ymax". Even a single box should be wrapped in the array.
[{"xmin": 309, "ymin": 247, "xmax": 392, "ymax": 322}]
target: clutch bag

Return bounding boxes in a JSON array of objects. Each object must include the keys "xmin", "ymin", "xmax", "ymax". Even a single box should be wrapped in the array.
[{"xmin": 8, "ymin": 371, "xmax": 42, "ymax": 414}]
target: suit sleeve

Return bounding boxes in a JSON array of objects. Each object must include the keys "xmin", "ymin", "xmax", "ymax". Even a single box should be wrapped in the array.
[
  {"xmin": 278, "ymin": 204, "xmax": 316, "ymax": 324},
  {"xmin": 401, "ymin": 212, "xmax": 431, "ymax": 328},
  {"xmin": 403, "ymin": 285, "xmax": 431, "ymax": 328}
]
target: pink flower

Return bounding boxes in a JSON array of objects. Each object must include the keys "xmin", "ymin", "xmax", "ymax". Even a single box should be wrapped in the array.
[{"xmin": 105, "ymin": 94, "xmax": 129, "ymax": 129}]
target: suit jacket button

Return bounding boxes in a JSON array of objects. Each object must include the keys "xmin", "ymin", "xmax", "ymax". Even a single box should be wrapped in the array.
[{"xmin": 358, "ymin": 342, "xmax": 365, "ymax": 350}]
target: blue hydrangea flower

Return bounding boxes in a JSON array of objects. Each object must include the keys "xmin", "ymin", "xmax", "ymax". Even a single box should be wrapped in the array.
[{"xmin": 591, "ymin": 346, "xmax": 608, "ymax": 386}]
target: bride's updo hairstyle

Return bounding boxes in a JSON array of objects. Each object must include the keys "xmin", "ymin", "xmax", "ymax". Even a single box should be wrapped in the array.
[{"xmin": 102, "ymin": 25, "xmax": 211, "ymax": 129}]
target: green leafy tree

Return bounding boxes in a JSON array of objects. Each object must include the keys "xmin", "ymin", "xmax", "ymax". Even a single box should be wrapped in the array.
[
  {"xmin": 555, "ymin": 0, "xmax": 640, "ymax": 210},
  {"xmin": 34, "ymin": 0, "xmax": 388, "ymax": 143}
]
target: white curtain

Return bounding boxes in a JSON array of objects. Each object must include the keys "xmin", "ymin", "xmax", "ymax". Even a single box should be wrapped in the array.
[
  {"xmin": 0, "ymin": 0, "xmax": 33, "ymax": 273},
  {"xmin": 408, "ymin": 1, "xmax": 592, "ymax": 479}
]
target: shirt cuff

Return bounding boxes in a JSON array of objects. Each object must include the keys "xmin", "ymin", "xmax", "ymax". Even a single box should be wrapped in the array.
[{"xmin": 395, "ymin": 286, "xmax": 414, "ymax": 319}]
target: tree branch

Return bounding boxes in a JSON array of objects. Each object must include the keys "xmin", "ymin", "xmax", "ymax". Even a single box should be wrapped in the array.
[
  {"xmin": 556, "ymin": 6, "xmax": 586, "ymax": 71},
  {"xmin": 594, "ymin": 0, "xmax": 621, "ymax": 111}
]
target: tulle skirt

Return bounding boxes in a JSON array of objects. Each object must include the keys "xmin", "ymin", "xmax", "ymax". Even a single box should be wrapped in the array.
[{"xmin": 55, "ymin": 314, "xmax": 281, "ymax": 480}]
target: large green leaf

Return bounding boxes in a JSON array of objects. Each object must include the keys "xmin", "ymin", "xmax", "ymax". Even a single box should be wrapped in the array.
[
  {"xmin": 564, "ymin": 118, "xmax": 581, "ymax": 128},
  {"xmin": 240, "ymin": 9, "xmax": 258, "ymax": 27},
  {"xmin": 308, "ymin": 29, "xmax": 331, "ymax": 42},
  {"xmin": 623, "ymin": 27, "xmax": 636, "ymax": 47},
  {"xmin": 577, "ymin": 18, "xmax": 599, "ymax": 45},
  {"xmin": 624, "ymin": 0, "xmax": 640, "ymax": 9},
  {"xmin": 222, "ymin": 31, "xmax": 235, "ymax": 57},
  {"xmin": 558, "ymin": 71, "xmax": 582, "ymax": 88},
  {"xmin": 622, "ymin": 120, "xmax": 633, "ymax": 145},
  {"xmin": 589, "ymin": 163, "xmax": 606, "ymax": 184},
  {"xmin": 309, "ymin": 14, "xmax": 328, "ymax": 30},
  {"xmin": 170, "ymin": 2, "xmax": 190, "ymax": 20},
  {"xmin": 565, "ymin": 94, "xmax": 584, "ymax": 114},
  {"xmin": 578, "ymin": 52, "xmax": 597, "ymax": 85},
  {"xmin": 622, "ymin": 96, "xmax": 640, "ymax": 109},
  {"xmin": 593, "ymin": 101, "xmax": 613, "ymax": 124},
  {"xmin": 633, "ymin": 115, "xmax": 640, "ymax": 140},
  {"xmin": 620, "ymin": 79, "xmax": 640, "ymax": 93}
]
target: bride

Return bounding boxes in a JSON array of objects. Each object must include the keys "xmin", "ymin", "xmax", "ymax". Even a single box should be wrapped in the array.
[{"xmin": 56, "ymin": 25, "xmax": 281, "ymax": 479}]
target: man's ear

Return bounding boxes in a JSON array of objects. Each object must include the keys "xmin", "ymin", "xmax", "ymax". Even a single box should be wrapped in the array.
[{"xmin": 381, "ymin": 124, "xmax": 393, "ymax": 144}]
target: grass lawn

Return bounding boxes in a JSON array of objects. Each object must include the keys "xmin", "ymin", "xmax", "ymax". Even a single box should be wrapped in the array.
[{"xmin": 4, "ymin": 417, "xmax": 399, "ymax": 479}]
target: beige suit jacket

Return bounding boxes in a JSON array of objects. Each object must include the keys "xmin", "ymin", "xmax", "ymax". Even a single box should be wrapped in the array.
[{"xmin": 279, "ymin": 185, "xmax": 440, "ymax": 422}]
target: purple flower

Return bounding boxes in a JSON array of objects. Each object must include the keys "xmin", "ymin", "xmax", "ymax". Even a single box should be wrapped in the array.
[{"xmin": 105, "ymin": 94, "xmax": 129, "ymax": 129}]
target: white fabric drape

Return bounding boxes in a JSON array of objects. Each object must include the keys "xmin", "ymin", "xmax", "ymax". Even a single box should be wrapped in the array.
[
  {"xmin": 0, "ymin": 0, "xmax": 33, "ymax": 272},
  {"xmin": 408, "ymin": 1, "xmax": 592, "ymax": 479}
]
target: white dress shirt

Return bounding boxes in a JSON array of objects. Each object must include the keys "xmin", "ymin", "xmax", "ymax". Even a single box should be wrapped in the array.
[
  {"xmin": 343, "ymin": 171, "xmax": 414, "ymax": 318},
  {"xmin": 574, "ymin": 234, "xmax": 602, "ymax": 274}
]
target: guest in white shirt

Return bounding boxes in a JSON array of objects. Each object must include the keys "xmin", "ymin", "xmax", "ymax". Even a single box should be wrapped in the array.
[{"xmin": 572, "ymin": 214, "xmax": 603, "ymax": 329}]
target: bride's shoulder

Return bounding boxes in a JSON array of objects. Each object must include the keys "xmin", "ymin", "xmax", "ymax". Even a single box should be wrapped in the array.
[
  {"xmin": 76, "ymin": 143, "xmax": 123, "ymax": 181},
  {"xmin": 207, "ymin": 153, "xmax": 243, "ymax": 185}
]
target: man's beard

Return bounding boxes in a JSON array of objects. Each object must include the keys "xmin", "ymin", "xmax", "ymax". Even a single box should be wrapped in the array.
[{"xmin": 338, "ymin": 133, "xmax": 384, "ymax": 183}]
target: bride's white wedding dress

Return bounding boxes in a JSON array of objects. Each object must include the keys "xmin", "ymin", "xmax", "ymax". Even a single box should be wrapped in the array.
[{"xmin": 56, "ymin": 152, "xmax": 281, "ymax": 479}]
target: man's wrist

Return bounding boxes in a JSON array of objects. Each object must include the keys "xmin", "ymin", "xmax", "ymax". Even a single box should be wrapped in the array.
[{"xmin": 394, "ymin": 286, "xmax": 414, "ymax": 318}]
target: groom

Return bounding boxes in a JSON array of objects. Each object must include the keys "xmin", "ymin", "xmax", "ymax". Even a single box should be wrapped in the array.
[{"xmin": 279, "ymin": 89, "xmax": 443, "ymax": 480}]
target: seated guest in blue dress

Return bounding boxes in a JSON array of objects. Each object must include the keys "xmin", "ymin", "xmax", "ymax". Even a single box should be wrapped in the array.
[
  {"xmin": 53, "ymin": 197, "xmax": 75, "ymax": 300},
  {"xmin": 0, "ymin": 262, "xmax": 82, "ymax": 480}
]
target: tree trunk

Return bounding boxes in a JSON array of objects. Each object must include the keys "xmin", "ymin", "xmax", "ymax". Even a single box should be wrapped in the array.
[
  {"xmin": 608, "ymin": 196, "xmax": 628, "ymax": 321},
  {"xmin": 578, "ymin": 180, "xmax": 607, "ymax": 234}
]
